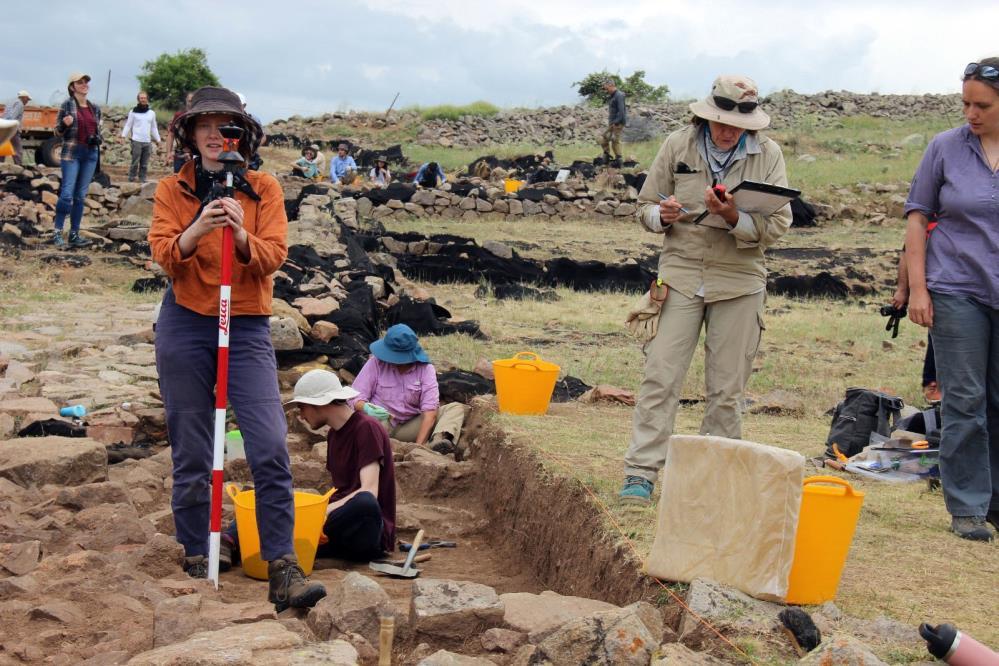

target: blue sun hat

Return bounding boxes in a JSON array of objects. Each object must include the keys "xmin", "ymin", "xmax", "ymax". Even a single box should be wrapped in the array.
[{"xmin": 370, "ymin": 324, "xmax": 430, "ymax": 364}]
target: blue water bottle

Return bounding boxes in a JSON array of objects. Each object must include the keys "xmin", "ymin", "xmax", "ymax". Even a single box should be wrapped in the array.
[{"xmin": 59, "ymin": 405, "xmax": 86, "ymax": 418}]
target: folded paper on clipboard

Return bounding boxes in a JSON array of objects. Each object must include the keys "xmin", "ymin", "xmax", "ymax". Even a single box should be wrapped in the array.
[{"xmin": 691, "ymin": 180, "xmax": 800, "ymax": 229}]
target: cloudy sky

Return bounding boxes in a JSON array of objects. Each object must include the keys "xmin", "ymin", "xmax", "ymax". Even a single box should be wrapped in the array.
[{"xmin": 5, "ymin": 1, "xmax": 997, "ymax": 122}]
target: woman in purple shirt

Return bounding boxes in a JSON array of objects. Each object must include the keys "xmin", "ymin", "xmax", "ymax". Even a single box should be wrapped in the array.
[
  {"xmin": 904, "ymin": 58, "xmax": 999, "ymax": 542},
  {"xmin": 350, "ymin": 324, "xmax": 468, "ymax": 456}
]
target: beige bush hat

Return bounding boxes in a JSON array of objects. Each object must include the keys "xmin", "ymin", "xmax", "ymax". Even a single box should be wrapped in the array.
[
  {"xmin": 689, "ymin": 74, "xmax": 770, "ymax": 131},
  {"xmin": 67, "ymin": 72, "xmax": 91, "ymax": 85},
  {"xmin": 17, "ymin": 90, "xmax": 31, "ymax": 100},
  {"xmin": 284, "ymin": 369, "xmax": 359, "ymax": 406}
]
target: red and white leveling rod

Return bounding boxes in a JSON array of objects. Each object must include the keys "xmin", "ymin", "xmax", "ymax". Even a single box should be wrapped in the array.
[{"xmin": 208, "ymin": 125, "xmax": 244, "ymax": 587}]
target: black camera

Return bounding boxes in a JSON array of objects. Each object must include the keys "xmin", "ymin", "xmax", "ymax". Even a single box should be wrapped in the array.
[
  {"xmin": 880, "ymin": 304, "xmax": 907, "ymax": 338},
  {"xmin": 86, "ymin": 134, "xmax": 103, "ymax": 147}
]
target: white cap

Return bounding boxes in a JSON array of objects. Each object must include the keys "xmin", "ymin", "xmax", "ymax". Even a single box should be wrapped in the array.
[{"xmin": 284, "ymin": 369, "xmax": 358, "ymax": 406}]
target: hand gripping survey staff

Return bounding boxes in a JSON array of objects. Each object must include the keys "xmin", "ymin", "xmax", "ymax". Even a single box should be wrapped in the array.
[{"xmin": 207, "ymin": 124, "xmax": 245, "ymax": 587}]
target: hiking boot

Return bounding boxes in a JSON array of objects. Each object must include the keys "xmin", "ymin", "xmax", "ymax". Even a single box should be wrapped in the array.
[
  {"xmin": 986, "ymin": 509, "xmax": 999, "ymax": 534},
  {"xmin": 619, "ymin": 475, "xmax": 654, "ymax": 506},
  {"xmin": 429, "ymin": 434, "xmax": 457, "ymax": 456},
  {"xmin": 219, "ymin": 535, "xmax": 238, "ymax": 572},
  {"xmin": 67, "ymin": 232, "xmax": 92, "ymax": 248},
  {"xmin": 601, "ymin": 152, "xmax": 612, "ymax": 164},
  {"xmin": 611, "ymin": 158, "xmax": 622, "ymax": 169},
  {"xmin": 951, "ymin": 516, "xmax": 993, "ymax": 542},
  {"xmin": 51, "ymin": 231, "xmax": 65, "ymax": 247},
  {"xmin": 183, "ymin": 555, "xmax": 208, "ymax": 579},
  {"xmin": 267, "ymin": 554, "xmax": 326, "ymax": 612}
]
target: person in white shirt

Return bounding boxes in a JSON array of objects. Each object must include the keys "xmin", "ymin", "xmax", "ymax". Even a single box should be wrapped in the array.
[
  {"xmin": 120, "ymin": 91, "xmax": 161, "ymax": 182},
  {"xmin": 1, "ymin": 90, "xmax": 31, "ymax": 165},
  {"xmin": 369, "ymin": 158, "xmax": 391, "ymax": 187}
]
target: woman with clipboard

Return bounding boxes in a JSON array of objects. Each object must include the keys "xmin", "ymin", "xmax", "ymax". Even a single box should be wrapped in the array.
[{"xmin": 620, "ymin": 74, "xmax": 793, "ymax": 506}]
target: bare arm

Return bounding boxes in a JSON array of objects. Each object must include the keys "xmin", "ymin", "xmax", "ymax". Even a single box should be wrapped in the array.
[
  {"xmin": 904, "ymin": 212, "xmax": 932, "ymax": 327},
  {"xmin": 892, "ymin": 249, "xmax": 909, "ymax": 309},
  {"xmin": 415, "ymin": 410, "xmax": 437, "ymax": 446},
  {"xmin": 326, "ymin": 461, "xmax": 380, "ymax": 514}
]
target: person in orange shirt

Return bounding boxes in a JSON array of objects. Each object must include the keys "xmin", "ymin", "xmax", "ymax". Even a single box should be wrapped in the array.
[{"xmin": 148, "ymin": 86, "xmax": 325, "ymax": 612}]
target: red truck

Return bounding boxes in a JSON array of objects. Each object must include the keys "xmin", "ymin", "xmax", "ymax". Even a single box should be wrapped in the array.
[{"xmin": 0, "ymin": 104, "xmax": 63, "ymax": 167}]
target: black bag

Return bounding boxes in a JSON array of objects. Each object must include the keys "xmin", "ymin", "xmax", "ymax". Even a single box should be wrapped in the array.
[
  {"xmin": 895, "ymin": 403, "xmax": 942, "ymax": 446},
  {"xmin": 825, "ymin": 388, "xmax": 904, "ymax": 458}
]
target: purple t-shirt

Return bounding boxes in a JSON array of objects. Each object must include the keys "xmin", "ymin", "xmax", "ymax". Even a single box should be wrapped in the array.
[
  {"xmin": 349, "ymin": 357, "xmax": 439, "ymax": 427},
  {"xmin": 904, "ymin": 125, "xmax": 999, "ymax": 309},
  {"xmin": 327, "ymin": 411, "xmax": 396, "ymax": 553}
]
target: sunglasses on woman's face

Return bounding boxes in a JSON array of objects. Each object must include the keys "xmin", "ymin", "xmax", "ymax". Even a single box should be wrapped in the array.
[
  {"xmin": 713, "ymin": 95, "xmax": 759, "ymax": 113},
  {"xmin": 965, "ymin": 62, "xmax": 999, "ymax": 81}
]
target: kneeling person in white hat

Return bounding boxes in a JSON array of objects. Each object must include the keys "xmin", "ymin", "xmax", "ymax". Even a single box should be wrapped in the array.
[{"xmin": 289, "ymin": 369, "xmax": 397, "ymax": 562}]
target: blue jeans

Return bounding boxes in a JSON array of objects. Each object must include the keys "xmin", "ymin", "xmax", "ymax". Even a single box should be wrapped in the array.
[
  {"xmin": 54, "ymin": 145, "xmax": 99, "ymax": 234},
  {"xmin": 155, "ymin": 287, "xmax": 294, "ymax": 560},
  {"xmin": 930, "ymin": 291, "xmax": 999, "ymax": 517}
]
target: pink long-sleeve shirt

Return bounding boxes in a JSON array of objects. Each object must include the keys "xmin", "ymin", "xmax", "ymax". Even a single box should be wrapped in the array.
[{"xmin": 349, "ymin": 357, "xmax": 440, "ymax": 426}]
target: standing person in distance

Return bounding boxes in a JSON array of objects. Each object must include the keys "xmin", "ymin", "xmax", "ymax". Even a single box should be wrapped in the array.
[
  {"xmin": 52, "ymin": 72, "xmax": 101, "ymax": 249},
  {"xmin": 600, "ymin": 78, "xmax": 627, "ymax": 168},
  {"xmin": 148, "ymin": 86, "xmax": 326, "ymax": 609},
  {"xmin": 121, "ymin": 91, "xmax": 161, "ymax": 183},
  {"xmin": 619, "ymin": 74, "xmax": 791, "ymax": 506},
  {"xmin": 1, "ymin": 90, "xmax": 31, "ymax": 165},
  {"xmin": 165, "ymin": 92, "xmax": 194, "ymax": 173},
  {"xmin": 904, "ymin": 58, "xmax": 999, "ymax": 542}
]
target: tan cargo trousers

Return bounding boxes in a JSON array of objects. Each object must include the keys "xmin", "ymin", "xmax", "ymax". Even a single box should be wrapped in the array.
[
  {"xmin": 600, "ymin": 123, "xmax": 623, "ymax": 158},
  {"xmin": 390, "ymin": 402, "xmax": 469, "ymax": 443},
  {"xmin": 624, "ymin": 289, "xmax": 765, "ymax": 483}
]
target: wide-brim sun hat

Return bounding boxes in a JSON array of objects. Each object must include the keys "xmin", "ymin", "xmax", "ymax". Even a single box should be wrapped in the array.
[
  {"xmin": 284, "ymin": 369, "xmax": 359, "ymax": 406},
  {"xmin": 67, "ymin": 72, "xmax": 91, "ymax": 85},
  {"xmin": 172, "ymin": 86, "xmax": 264, "ymax": 159},
  {"xmin": 17, "ymin": 90, "xmax": 31, "ymax": 100},
  {"xmin": 689, "ymin": 74, "xmax": 770, "ymax": 131},
  {"xmin": 370, "ymin": 324, "xmax": 430, "ymax": 364}
]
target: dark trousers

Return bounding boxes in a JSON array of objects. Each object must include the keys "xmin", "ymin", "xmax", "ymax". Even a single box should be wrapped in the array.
[
  {"xmin": 930, "ymin": 291, "xmax": 999, "ymax": 517},
  {"xmin": 316, "ymin": 492, "xmax": 384, "ymax": 562},
  {"xmin": 129, "ymin": 140, "xmax": 152, "ymax": 182},
  {"xmin": 922, "ymin": 333, "xmax": 937, "ymax": 387},
  {"xmin": 155, "ymin": 287, "xmax": 294, "ymax": 560}
]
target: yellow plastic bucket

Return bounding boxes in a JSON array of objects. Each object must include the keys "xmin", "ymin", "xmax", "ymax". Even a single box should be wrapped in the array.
[
  {"xmin": 492, "ymin": 351, "xmax": 560, "ymax": 415},
  {"xmin": 226, "ymin": 484, "xmax": 336, "ymax": 580},
  {"xmin": 504, "ymin": 178, "xmax": 524, "ymax": 193},
  {"xmin": 785, "ymin": 476, "xmax": 865, "ymax": 605},
  {"xmin": 0, "ymin": 141, "xmax": 13, "ymax": 158}
]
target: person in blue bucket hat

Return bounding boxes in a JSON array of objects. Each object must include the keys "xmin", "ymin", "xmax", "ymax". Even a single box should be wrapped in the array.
[{"xmin": 349, "ymin": 324, "xmax": 468, "ymax": 456}]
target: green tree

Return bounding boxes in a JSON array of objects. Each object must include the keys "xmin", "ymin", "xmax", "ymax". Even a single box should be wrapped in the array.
[
  {"xmin": 573, "ymin": 70, "xmax": 669, "ymax": 106},
  {"xmin": 137, "ymin": 48, "xmax": 220, "ymax": 109}
]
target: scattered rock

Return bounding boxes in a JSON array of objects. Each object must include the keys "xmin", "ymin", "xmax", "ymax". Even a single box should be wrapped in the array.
[
  {"xmin": 0, "ymin": 436, "xmax": 108, "ymax": 487},
  {"xmin": 0, "ymin": 540, "xmax": 41, "ymax": 576},
  {"xmin": 127, "ymin": 620, "xmax": 302, "ymax": 665},
  {"xmin": 307, "ymin": 572, "xmax": 393, "ymax": 645},
  {"xmin": 134, "ymin": 533, "xmax": 185, "ymax": 578},
  {"xmin": 153, "ymin": 594, "xmax": 278, "ymax": 647},
  {"xmin": 270, "ymin": 316, "xmax": 305, "ymax": 351},
  {"xmin": 798, "ymin": 634, "xmax": 888, "ymax": 665},
  {"xmin": 481, "ymin": 627, "xmax": 526, "ymax": 653},
  {"xmin": 534, "ymin": 605, "xmax": 656, "ymax": 665},
  {"xmin": 500, "ymin": 590, "xmax": 618, "ymax": 643},
  {"xmin": 410, "ymin": 578, "xmax": 505, "ymax": 642},
  {"xmin": 286, "ymin": 640, "xmax": 359, "ymax": 665},
  {"xmin": 418, "ymin": 650, "xmax": 495, "ymax": 665}
]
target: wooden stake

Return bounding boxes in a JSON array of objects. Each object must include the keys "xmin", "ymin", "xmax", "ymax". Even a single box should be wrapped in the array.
[{"xmin": 378, "ymin": 615, "xmax": 395, "ymax": 666}]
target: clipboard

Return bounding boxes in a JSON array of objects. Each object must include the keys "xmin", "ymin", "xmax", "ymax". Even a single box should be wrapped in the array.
[{"xmin": 690, "ymin": 180, "xmax": 800, "ymax": 227}]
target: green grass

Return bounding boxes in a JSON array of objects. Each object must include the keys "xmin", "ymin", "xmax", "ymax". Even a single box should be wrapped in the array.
[{"xmin": 412, "ymin": 101, "xmax": 501, "ymax": 122}]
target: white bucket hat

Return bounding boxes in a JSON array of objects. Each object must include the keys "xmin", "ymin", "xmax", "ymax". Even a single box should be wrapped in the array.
[
  {"xmin": 284, "ymin": 369, "xmax": 359, "ymax": 406},
  {"xmin": 689, "ymin": 74, "xmax": 770, "ymax": 131}
]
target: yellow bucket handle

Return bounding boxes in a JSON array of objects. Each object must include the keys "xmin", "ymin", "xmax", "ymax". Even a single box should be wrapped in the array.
[
  {"xmin": 226, "ymin": 483, "xmax": 337, "ymax": 504},
  {"xmin": 511, "ymin": 363, "xmax": 541, "ymax": 371},
  {"xmin": 803, "ymin": 475, "xmax": 859, "ymax": 496},
  {"xmin": 513, "ymin": 351, "xmax": 541, "ymax": 361}
]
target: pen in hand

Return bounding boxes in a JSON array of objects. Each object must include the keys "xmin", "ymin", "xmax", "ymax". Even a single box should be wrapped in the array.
[{"xmin": 658, "ymin": 193, "xmax": 690, "ymax": 215}]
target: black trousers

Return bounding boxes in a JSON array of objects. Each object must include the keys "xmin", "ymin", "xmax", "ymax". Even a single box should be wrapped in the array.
[{"xmin": 316, "ymin": 491, "xmax": 385, "ymax": 562}]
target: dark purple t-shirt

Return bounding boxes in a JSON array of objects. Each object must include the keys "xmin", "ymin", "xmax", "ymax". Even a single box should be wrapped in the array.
[
  {"xmin": 904, "ymin": 125, "xmax": 999, "ymax": 309},
  {"xmin": 326, "ymin": 411, "xmax": 396, "ymax": 552}
]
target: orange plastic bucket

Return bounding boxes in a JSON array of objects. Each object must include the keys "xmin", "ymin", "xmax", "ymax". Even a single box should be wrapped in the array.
[
  {"xmin": 492, "ymin": 351, "xmax": 560, "ymax": 415},
  {"xmin": 785, "ymin": 476, "xmax": 865, "ymax": 604},
  {"xmin": 226, "ymin": 484, "xmax": 336, "ymax": 580}
]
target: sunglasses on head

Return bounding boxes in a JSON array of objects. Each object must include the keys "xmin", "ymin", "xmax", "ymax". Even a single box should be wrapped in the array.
[
  {"xmin": 964, "ymin": 62, "xmax": 999, "ymax": 81},
  {"xmin": 713, "ymin": 95, "xmax": 758, "ymax": 113}
]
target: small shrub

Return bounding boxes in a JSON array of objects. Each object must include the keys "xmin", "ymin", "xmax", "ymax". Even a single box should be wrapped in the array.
[{"xmin": 418, "ymin": 101, "xmax": 500, "ymax": 121}]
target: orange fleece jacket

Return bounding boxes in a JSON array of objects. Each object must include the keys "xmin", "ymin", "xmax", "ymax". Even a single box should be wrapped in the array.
[{"xmin": 148, "ymin": 162, "xmax": 288, "ymax": 316}]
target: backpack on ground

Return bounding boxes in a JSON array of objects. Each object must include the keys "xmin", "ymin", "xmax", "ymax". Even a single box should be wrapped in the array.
[
  {"xmin": 895, "ymin": 403, "xmax": 942, "ymax": 446},
  {"xmin": 825, "ymin": 387, "xmax": 904, "ymax": 458}
]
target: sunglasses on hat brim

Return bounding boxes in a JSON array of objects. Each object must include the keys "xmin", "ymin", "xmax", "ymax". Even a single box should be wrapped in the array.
[
  {"xmin": 713, "ymin": 95, "xmax": 759, "ymax": 113},
  {"xmin": 964, "ymin": 62, "xmax": 999, "ymax": 81}
]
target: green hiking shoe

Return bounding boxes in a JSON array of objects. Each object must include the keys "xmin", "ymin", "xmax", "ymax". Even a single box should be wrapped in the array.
[
  {"xmin": 267, "ymin": 554, "xmax": 326, "ymax": 612},
  {"xmin": 619, "ymin": 475, "xmax": 654, "ymax": 506}
]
